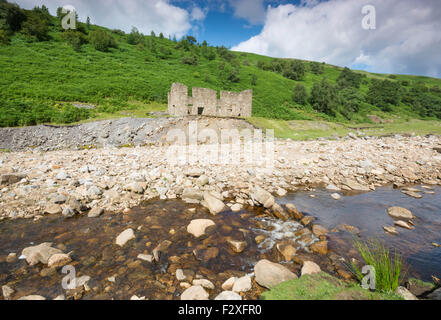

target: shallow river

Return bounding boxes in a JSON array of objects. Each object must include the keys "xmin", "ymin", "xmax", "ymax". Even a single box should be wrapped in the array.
[{"xmin": 0, "ymin": 185, "xmax": 439, "ymax": 300}]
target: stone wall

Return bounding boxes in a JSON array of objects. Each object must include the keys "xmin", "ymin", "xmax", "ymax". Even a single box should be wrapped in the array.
[{"xmin": 168, "ymin": 83, "xmax": 252, "ymax": 118}]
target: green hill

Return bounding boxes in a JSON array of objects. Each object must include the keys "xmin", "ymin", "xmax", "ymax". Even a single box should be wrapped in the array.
[{"xmin": 1, "ymin": 1, "xmax": 441, "ymax": 128}]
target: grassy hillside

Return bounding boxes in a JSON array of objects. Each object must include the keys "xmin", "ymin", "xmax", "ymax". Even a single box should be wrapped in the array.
[{"xmin": 1, "ymin": 2, "xmax": 441, "ymax": 128}]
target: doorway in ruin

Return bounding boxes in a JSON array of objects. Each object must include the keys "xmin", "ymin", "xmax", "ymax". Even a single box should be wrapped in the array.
[{"xmin": 198, "ymin": 107, "xmax": 204, "ymax": 115}]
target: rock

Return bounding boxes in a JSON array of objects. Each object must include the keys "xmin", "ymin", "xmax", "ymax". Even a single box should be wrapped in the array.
[
  {"xmin": 331, "ymin": 193, "xmax": 341, "ymax": 200},
  {"xmin": 44, "ymin": 204, "xmax": 62, "ymax": 215},
  {"xmin": 152, "ymin": 240, "xmax": 172, "ymax": 262},
  {"xmin": 137, "ymin": 254, "xmax": 153, "ymax": 262},
  {"xmin": 0, "ymin": 173, "xmax": 26, "ymax": 185},
  {"xmin": 21, "ymin": 242, "xmax": 63, "ymax": 266},
  {"xmin": 383, "ymin": 226, "xmax": 398, "ymax": 235},
  {"xmin": 52, "ymin": 194, "xmax": 67, "ymax": 204},
  {"xmin": 402, "ymin": 190, "xmax": 422, "ymax": 199},
  {"xmin": 192, "ymin": 279, "xmax": 215, "ymax": 290},
  {"xmin": 187, "ymin": 219, "xmax": 216, "ymax": 238},
  {"xmin": 312, "ymin": 225, "xmax": 328, "ymax": 237},
  {"xmin": 222, "ymin": 277, "xmax": 237, "ymax": 291},
  {"xmin": 53, "ymin": 295, "xmax": 65, "ymax": 300},
  {"xmin": 203, "ymin": 192, "xmax": 226, "ymax": 215},
  {"xmin": 271, "ymin": 203, "xmax": 289, "ymax": 221},
  {"xmin": 394, "ymin": 220, "xmax": 413, "ymax": 230},
  {"xmin": 196, "ymin": 175, "xmax": 209, "ymax": 186},
  {"xmin": 232, "ymin": 275, "xmax": 252, "ymax": 293},
  {"xmin": 6, "ymin": 253, "xmax": 17, "ymax": 263},
  {"xmin": 130, "ymin": 295, "xmax": 146, "ymax": 300},
  {"xmin": 310, "ymin": 241, "xmax": 328, "ymax": 255},
  {"xmin": 18, "ymin": 295, "xmax": 46, "ymax": 300},
  {"xmin": 215, "ymin": 291, "xmax": 242, "ymax": 300},
  {"xmin": 335, "ymin": 224, "xmax": 360, "ymax": 235},
  {"xmin": 301, "ymin": 261, "xmax": 321, "ymax": 276},
  {"xmin": 255, "ymin": 235, "xmax": 266, "ymax": 244},
  {"xmin": 276, "ymin": 188, "xmax": 287, "ymax": 197},
  {"xmin": 2, "ymin": 285, "xmax": 14, "ymax": 300},
  {"xmin": 231, "ymin": 203, "xmax": 242, "ymax": 212},
  {"xmin": 342, "ymin": 179, "xmax": 370, "ymax": 191},
  {"xmin": 115, "ymin": 228, "xmax": 135, "ymax": 247},
  {"xmin": 250, "ymin": 186, "xmax": 275, "ymax": 208},
  {"xmin": 387, "ymin": 207, "xmax": 415, "ymax": 220},
  {"xmin": 254, "ymin": 259, "xmax": 297, "ymax": 289},
  {"xmin": 184, "ymin": 169, "xmax": 204, "ymax": 177},
  {"xmin": 427, "ymin": 288, "xmax": 441, "ymax": 300},
  {"xmin": 285, "ymin": 203, "xmax": 303, "ymax": 220},
  {"xmin": 180, "ymin": 285, "xmax": 209, "ymax": 300},
  {"xmin": 406, "ymin": 278, "xmax": 435, "ymax": 296},
  {"xmin": 193, "ymin": 247, "xmax": 219, "ymax": 262},
  {"xmin": 87, "ymin": 186, "xmax": 103, "ymax": 199},
  {"xmin": 326, "ymin": 184, "xmax": 341, "ymax": 191},
  {"xmin": 125, "ymin": 182, "xmax": 144, "ymax": 194},
  {"xmin": 301, "ymin": 216, "xmax": 315, "ymax": 226},
  {"xmin": 47, "ymin": 253, "xmax": 72, "ymax": 268},
  {"xmin": 62, "ymin": 207, "xmax": 75, "ymax": 218},
  {"xmin": 432, "ymin": 243, "xmax": 441, "ymax": 248},
  {"xmin": 176, "ymin": 269, "xmax": 195, "ymax": 282},
  {"xmin": 228, "ymin": 240, "xmax": 247, "ymax": 253},
  {"xmin": 55, "ymin": 171, "xmax": 68, "ymax": 180},
  {"xmin": 182, "ymin": 188, "xmax": 203, "ymax": 201},
  {"xmin": 69, "ymin": 199, "xmax": 88, "ymax": 212},
  {"xmin": 88, "ymin": 207, "xmax": 104, "ymax": 218},
  {"xmin": 395, "ymin": 286, "xmax": 418, "ymax": 300},
  {"xmin": 276, "ymin": 243, "xmax": 296, "ymax": 261}
]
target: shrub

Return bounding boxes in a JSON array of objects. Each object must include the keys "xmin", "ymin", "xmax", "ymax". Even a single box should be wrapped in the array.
[
  {"xmin": 282, "ymin": 60, "xmax": 305, "ymax": 81},
  {"xmin": 337, "ymin": 67, "xmax": 363, "ymax": 88},
  {"xmin": 181, "ymin": 55, "xmax": 198, "ymax": 66},
  {"xmin": 0, "ymin": 1, "xmax": 26, "ymax": 33},
  {"xmin": 61, "ymin": 30, "xmax": 88, "ymax": 51},
  {"xmin": 293, "ymin": 84, "xmax": 307, "ymax": 105},
  {"xmin": 0, "ymin": 29, "xmax": 10, "ymax": 45},
  {"xmin": 21, "ymin": 10, "xmax": 50, "ymax": 41},
  {"xmin": 366, "ymin": 79, "xmax": 402, "ymax": 111},
  {"xmin": 350, "ymin": 239, "xmax": 405, "ymax": 293},
  {"xmin": 251, "ymin": 74, "xmax": 258, "ymax": 86},
  {"xmin": 89, "ymin": 30, "xmax": 117, "ymax": 52}
]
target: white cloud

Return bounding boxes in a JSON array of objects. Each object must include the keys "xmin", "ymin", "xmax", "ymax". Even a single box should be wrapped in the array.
[
  {"xmin": 229, "ymin": 0, "xmax": 266, "ymax": 25},
  {"xmin": 232, "ymin": 0, "xmax": 441, "ymax": 77},
  {"xmin": 14, "ymin": 0, "xmax": 198, "ymax": 38},
  {"xmin": 190, "ymin": 7, "xmax": 207, "ymax": 21}
]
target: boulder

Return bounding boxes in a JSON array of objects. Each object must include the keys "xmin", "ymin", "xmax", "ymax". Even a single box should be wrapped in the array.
[
  {"xmin": 394, "ymin": 220, "xmax": 413, "ymax": 230},
  {"xmin": 115, "ymin": 228, "xmax": 135, "ymax": 247},
  {"xmin": 180, "ymin": 285, "xmax": 209, "ymax": 300},
  {"xmin": 187, "ymin": 219, "xmax": 215, "ymax": 238},
  {"xmin": 21, "ymin": 243, "xmax": 63, "ymax": 266},
  {"xmin": 310, "ymin": 241, "xmax": 328, "ymax": 255},
  {"xmin": 395, "ymin": 286, "xmax": 418, "ymax": 300},
  {"xmin": 285, "ymin": 203, "xmax": 303, "ymax": 220},
  {"xmin": 387, "ymin": 207, "xmax": 415, "ymax": 220},
  {"xmin": 272, "ymin": 203, "xmax": 289, "ymax": 221},
  {"xmin": 228, "ymin": 240, "xmax": 247, "ymax": 253},
  {"xmin": 88, "ymin": 207, "xmax": 104, "ymax": 218},
  {"xmin": 276, "ymin": 243, "xmax": 296, "ymax": 261},
  {"xmin": 18, "ymin": 295, "xmax": 46, "ymax": 300},
  {"xmin": 182, "ymin": 188, "xmax": 203, "ymax": 201},
  {"xmin": 232, "ymin": 275, "xmax": 252, "ymax": 293},
  {"xmin": 44, "ymin": 204, "xmax": 62, "ymax": 215},
  {"xmin": 47, "ymin": 253, "xmax": 72, "ymax": 268},
  {"xmin": 254, "ymin": 259, "xmax": 297, "ymax": 289},
  {"xmin": 203, "ymin": 192, "xmax": 226, "ymax": 215},
  {"xmin": 301, "ymin": 261, "xmax": 321, "ymax": 276},
  {"xmin": 383, "ymin": 226, "xmax": 398, "ymax": 235},
  {"xmin": 231, "ymin": 203, "xmax": 242, "ymax": 212},
  {"xmin": 0, "ymin": 173, "xmax": 26, "ymax": 186},
  {"xmin": 2, "ymin": 285, "xmax": 14, "ymax": 300},
  {"xmin": 250, "ymin": 186, "xmax": 275, "ymax": 208},
  {"xmin": 215, "ymin": 291, "xmax": 242, "ymax": 300},
  {"xmin": 192, "ymin": 279, "xmax": 215, "ymax": 290},
  {"xmin": 427, "ymin": 288, "xmax": 441, "ymax": 300},
  {"xmin": 222, "ymin": 277, "xmax": 237, "ymax": 291},
  {"xmin": 312, "ymin": 225, "xmax": 328, "ymax": 237}
]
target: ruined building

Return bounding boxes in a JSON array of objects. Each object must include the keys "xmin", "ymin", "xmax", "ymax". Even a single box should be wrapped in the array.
[{"xmin": 168, "ymin": 83, "xmax": 252, "ymax": 118}]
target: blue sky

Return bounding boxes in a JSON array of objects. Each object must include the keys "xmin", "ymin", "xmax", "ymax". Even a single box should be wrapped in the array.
[{"xmin": 14, "ymin": 0, "xmax": 441, "ymax": 77}]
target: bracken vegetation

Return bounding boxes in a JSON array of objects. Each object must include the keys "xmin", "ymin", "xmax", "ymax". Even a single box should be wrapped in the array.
[{"xmin": 1, "ymin": 0, "xmax": 441, "ymax": 127}]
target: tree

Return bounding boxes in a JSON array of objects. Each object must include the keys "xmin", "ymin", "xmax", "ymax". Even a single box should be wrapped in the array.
[
  {"xmin": 366, "ymin": 79, "xmax": 402, "ymax": 111},
  {"xmin": 186, "ymin": 35, "xmax": 197, "ymax": 45},
  {"xmin": 89, "ymin": 30, "xmax": 117, "ymax": 52},
  {"xmin": 251, "ymin": 74, "xmax": 258, "ymax": 86},
  {"xmin": 337, "ymin": 67, "xmax": 363, "ymax": 88},
  {"xmin": 150, "ymin": 30, "xmax": 156, "ymax": 37},
  {"xmin": 86, "ymin": 16, "xmax": 90, "ymax": 29},
  {"xmin": 293, "ymin": 84, "xmax": 308, "ymax": 105},
  {"xmin": 127, "ymin": 27, "xmax": 143, "ymax": 45},
  {"xmin": 21, "ymin": 11, "xmax": 50, "ymax": 41},
  {"xmin": 282, "ymin": 60, "xmax": 305, "ymax": 81},
  {"xmin": 310, "ymin": 62, "xmax": 324, "ymax": 75},
  {"xmin": 309, "ymin": 78, "xmax": 339, "ymax": 116},
  {"xmin": 0, "ymin": 1, "xmax": 26, "ymax": 33},
  {"xmin": 181, "ymin": 55, "xmax": 198, "ymax": 66}
]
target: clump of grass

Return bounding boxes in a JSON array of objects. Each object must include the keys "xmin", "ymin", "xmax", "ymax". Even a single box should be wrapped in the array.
[{"xmin": 350, "ymin": 238, "xmax": 405, "ymax": 293}]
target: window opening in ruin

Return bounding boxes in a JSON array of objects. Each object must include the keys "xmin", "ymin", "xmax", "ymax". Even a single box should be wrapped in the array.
[{"xmin": 198, "ymin": 107, "xmax": 204, "ymax": 115}]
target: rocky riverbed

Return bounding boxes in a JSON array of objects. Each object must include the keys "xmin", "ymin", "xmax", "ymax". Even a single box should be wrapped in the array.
[{"xmin": 1, "ymin": 120, "xmax": 441, "ymax": 300}]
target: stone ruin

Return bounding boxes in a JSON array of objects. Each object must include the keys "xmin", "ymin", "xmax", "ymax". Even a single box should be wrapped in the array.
[{"xmin": 168, "ymin": 83, "xmax": 252, "ymax": 118}]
